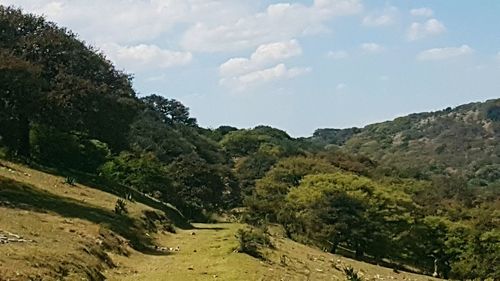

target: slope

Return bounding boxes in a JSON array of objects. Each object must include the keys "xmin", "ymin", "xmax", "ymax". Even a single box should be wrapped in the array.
[
  {"xmin": 105, "ymin": 223, "xmax": 442, "ymax": 281},
  {"xmin": 315, "ymin": 98, "xmax": 500, "ymax": 185},
  {"xmin": 0, "ymin": 159, "xmax": 186, "ymax": 281},
  {"xmin": 0, "ymin": 160, "xmax": 443, "ymax": 281}
]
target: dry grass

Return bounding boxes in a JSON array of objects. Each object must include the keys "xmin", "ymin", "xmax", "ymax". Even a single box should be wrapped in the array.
[{"xmin": 0, "ymin": 160, "xmax": 166, "ymax": 280}]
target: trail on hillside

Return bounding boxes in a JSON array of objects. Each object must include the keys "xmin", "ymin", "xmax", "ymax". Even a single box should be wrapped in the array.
[{"xmin": 105, "ymin": 223, "xmax": 441, "ymax": 281}]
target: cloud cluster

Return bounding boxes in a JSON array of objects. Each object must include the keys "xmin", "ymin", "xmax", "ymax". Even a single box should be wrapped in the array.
[
  {"xmin": 362, "ymin": 6, "xmax": 398, "ymax": 27},
  {"xmin": 417, "ymin": 45, "xmax": 474, "ymax": 61},
  {"xmin": 0, "ymin": 0, "xmax": 363, "ymax": 75},
  {"xmin": 219, "ymin": 40, "xmax": 310, "ymax": 90},
  {"xmin": 101, "ymin": 44, "xmax": 193, "ymax": 72},
  {"xmin": 407, "ymin": 18, "xmax": 446, "ymax": 41},
  {"xmin": 182, "ymin": 0, "xmax": 363, "ymax": 52}
]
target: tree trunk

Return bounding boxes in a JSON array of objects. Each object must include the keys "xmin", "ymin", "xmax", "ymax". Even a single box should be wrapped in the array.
[
  {"xmin": 355, "ymin": 248, "xmax": 364, "ymax": 259},
  {"xmin": 17, "ymin": 116, "xmax": 30, "ymax": 159},
  {"xmin": 330, "ymin": 240, "xmax": 339, "ymax": 254}
]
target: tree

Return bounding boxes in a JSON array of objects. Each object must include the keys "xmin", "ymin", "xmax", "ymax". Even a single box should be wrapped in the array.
[
  {"xmin": 141, "ymin": 94, "xmax": 197, "ymax": 127},
  {"xmin": 0, "ymin": 51, "xmax": 42, "ymax": 157},
  {"xmin": 167, "ymin": 153, "xmax": 229, "ymax": 219},
  {"xmin": 1, "ymin": 6, "xmax": 139, "ymax": 153}
]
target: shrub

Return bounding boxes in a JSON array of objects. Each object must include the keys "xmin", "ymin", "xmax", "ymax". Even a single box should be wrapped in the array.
[
  {"xmin": 99, "ymin": 152, "xmax": 172, "ymax": 198},
  {"xmin": 114, "ymin": 199, "xmax": 128, "ymax": 215},
  {"xmin": 343, "ymin": 266, "xmax": 364, "ymax": 281},
  {"xmin": 236, "ymin": 227, "xmax": 272, "ymax": 259},
  {"xmin": 30, "ymin": 125, "xmax": 110, "ymax": 172},
  {"xmin": 64, "ymin": 176, "xmax": 76, "ymax": 186}
]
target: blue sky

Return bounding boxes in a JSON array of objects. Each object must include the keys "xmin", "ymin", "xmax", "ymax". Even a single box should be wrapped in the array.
[{"xmin": 2, "ymin": 0, "xmax": 499, "ymax": 136}]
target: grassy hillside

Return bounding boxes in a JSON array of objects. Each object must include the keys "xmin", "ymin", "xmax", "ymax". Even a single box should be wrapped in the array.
[
  {"xmin": 0, "ymin": 160, "xmax": 186, "ymax": 281},
  {"xmin": 1, "ymin": 6, "xmax": 497, "ymax": 281},
  {"xmin": 105, "ymin": 223, "xmax": 441, "ymax": 281},
  {"xmin": 0, "ymin": 160, "xmax": 442, "ymax": 281}
]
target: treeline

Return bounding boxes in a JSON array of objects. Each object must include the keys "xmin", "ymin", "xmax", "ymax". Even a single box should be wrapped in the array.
[
  {"xmin": 244, "ymin": 153, "xmax": 498, "ymax": 279},
  {"xmin": 0, "ymin": 6, "xmax": 498, "ymax": 280},
  {"xmin": 0, "ymin": 6, "xmax": 237, "ymax": 219}
]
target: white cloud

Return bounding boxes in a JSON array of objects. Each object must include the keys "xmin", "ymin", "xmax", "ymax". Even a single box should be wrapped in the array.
[
  {"xmin": 220, "ymin": 64, "xmax": 311, "ymax": 90},
  {"xmin": 238, "ymin": 64, "xmax": 310, "ymax": 84},
  {"xmin": 219, "ymin": 40, "xmax": 310, "ymax": 90},
  {"xmin": 407, "ymin": 18, "xmax": 446, "ymax": 41},
  {"xmin": 361, "ymin": 42, "xmax": 384, "ymax": 54},
  {"xmin": 101, "ymin": 43, "xmax": 192, "ymax": 71},
  {"xmin": 410, "ymin": 8, "xmax": 434, "ymax": 18},
  {"xmin": 0, "ymin": 0, "xmax": 256, "ymax": 46},
  {"xmin": 181, "ymin": 0, "xmax": 363, "ymax": 52},
  {"xmin": 219, "ymin": 39, "xmax": 302, "ymax": 77},
  {"xmin": 327, "ymin": 50, "xmax": 349, "ymax": 60},
  {"xmin": 362, "ymin": 6, "xmax": 398, "ymax": 27},
  {"xmin": 417, "ymin": 45, "xmax": 474, "ymax": 61},
  {"xmin": 251, "ymin": 40, "xmax": 303, "ymax": 65},
  {"xmin": 2, "ymin": 0, "xmax": 362, "ymax": 54},
  {"xmin": 0, "ymin": 0, "xmax": 189, "ymax": 44}
]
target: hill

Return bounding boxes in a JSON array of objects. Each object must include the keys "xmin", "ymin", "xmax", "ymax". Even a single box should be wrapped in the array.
[
  {"xmin": 313, "ymin": 99, "xmax": 500, "ymax": 186},
  {"xmin": 0, "ymin": 160, "xmax": 443, "ymax": 281},
  {"xmin": 0, "ymin": 6, "xmax": 498, "ymax": 281}
]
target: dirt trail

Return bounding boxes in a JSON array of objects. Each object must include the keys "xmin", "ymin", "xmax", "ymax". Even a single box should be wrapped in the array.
[{"xmin": 105, "ymin": 223, "xmax": 441, "ymax": 281}]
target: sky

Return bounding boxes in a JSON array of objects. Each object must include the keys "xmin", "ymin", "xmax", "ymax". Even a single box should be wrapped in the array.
[{"xmin": 1, "ymin": 0, "xmax": 500, "ymax": 136}]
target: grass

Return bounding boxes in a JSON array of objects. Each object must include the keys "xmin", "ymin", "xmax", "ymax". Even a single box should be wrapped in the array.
[
  {"xmin": 0, "ymin": 160, "xmax": 173, "ymax": 280},
  {"xmin": 105, "ymin": 222, "xmax": 443, "ymax": 281},
  {"xmin": 0, "ymin": 159, "xmax": 444, "ymax": 280}
]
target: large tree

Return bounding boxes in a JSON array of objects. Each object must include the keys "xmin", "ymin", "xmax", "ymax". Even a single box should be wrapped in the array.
[
  {"xmin": 0, "ymin": 51, "xmax": 42, "ymax": 157},
  {"xmin": 1, "ymin": 6, "xmax": 139, "ymax": 154}
]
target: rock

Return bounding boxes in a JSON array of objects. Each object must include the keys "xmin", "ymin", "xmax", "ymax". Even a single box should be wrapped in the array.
[{"xmin": 188, "ymin": 265, "xmax": 194, "ymax": 270}]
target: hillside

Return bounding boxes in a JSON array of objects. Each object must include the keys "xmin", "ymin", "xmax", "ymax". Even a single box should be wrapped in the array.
[
  {"xmin": 1, "ymin": 6, "xmax": 498, "ymax": 281},
  {"xmin": 313, "ymin": 99, "xmax": 500, "ymax": 186},
  {"xmin": 0, "ymin": 160, "xmax": 442, "ymax": 281}
]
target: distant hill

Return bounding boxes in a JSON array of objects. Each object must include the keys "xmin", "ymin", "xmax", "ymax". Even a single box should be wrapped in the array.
[{"xmin": 312, "ymin": 98, "xmax": 500, "ymax": 186}]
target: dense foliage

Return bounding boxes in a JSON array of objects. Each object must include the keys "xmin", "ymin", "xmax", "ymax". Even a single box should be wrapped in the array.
[
  {"xmin": 0, "ymin": 6, "xmax": 235, "ymax": 220},
  {"xmin": 1, "ymin": 6, "xmax": 498, "ymax": 280}
]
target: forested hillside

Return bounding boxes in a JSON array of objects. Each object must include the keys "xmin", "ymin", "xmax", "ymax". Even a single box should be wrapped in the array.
[
  {"xmin": 312, "ymin": 99, "xmax": 500, "ymax": 187},
  {"xmin": 0, "ymin": 6, "xmax": 498, "ymax": 280}
]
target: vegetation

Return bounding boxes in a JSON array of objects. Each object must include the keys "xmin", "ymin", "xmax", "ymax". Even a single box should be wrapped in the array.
[
  {"xmin": 0, "ymin": 6, "xmax": 498, "ymax": 280},
  {"xmin": 236, "ymin": 227, "xmax": 273, "ymax": 259},
  {"xmin": 343, "ymin": 266, "xmax": 364, "ymax": 281}
]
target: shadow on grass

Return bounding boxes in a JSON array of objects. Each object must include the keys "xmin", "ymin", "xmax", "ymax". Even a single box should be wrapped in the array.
[
  {"xmin": 0, "ymin": 176, "xmax": 166, "ymax": 255},
  {"xmin": 26, "ymin": 163, "xmax": 193, "ymax": 230},
  {"xmin": 192, "ymin": 226, "xmax": 227, "ymax": 231}
]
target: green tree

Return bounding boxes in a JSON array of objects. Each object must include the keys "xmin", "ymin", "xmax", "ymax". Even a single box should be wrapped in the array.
[
  {"xmin": 141, "ymin": 94, "xmax": 197, "ymax": 127},
  {"xmin": 0, "ymin": 51, "xmax": 42, "ymax": 157}
]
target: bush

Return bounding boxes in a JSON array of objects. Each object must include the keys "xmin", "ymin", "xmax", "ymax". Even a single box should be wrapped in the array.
[
  {"xmin": 114, "ymin": 199, "xmax": 128, "ymax": 215},
  {"xmin": 99, "ymin": 152, "xmax": 173, "ymax": 199},
  {"xmin": 343, "ymin": 266, "xmax": 364, "ymax": 281},
  {"xmin": 30, "ymin": 125, "xmax": 110, "ymax": 172},
  {"xmin": 236, "ymin": 227, "xmax": 273, "ymax": 259}
]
